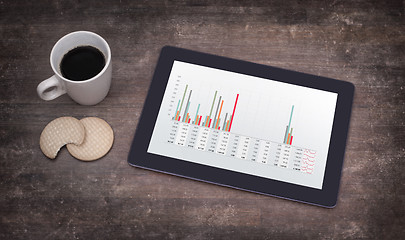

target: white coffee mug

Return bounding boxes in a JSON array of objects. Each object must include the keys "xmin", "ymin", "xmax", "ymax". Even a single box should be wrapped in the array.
[{"xmin": 37, "ymin": 31, "xmax": 112, "ymax": 105}]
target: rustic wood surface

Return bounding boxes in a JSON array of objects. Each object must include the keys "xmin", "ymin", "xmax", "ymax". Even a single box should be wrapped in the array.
[{"xmin": 1, "ymin": 0, "xmax": 404, "ymax": 239}]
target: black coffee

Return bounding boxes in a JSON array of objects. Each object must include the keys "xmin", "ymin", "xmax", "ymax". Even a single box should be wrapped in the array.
[{"xmin": 60, "ymin": 45, "xmax": 105, "ymax": 81}]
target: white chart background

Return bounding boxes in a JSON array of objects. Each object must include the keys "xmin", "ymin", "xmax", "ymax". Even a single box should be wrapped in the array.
[{"xmin": 148, "ymin": 61, "xmax": 338, "ymax": 189}]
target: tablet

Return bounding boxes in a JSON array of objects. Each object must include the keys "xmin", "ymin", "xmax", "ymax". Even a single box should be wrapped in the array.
[{"xmin": 128, "ymin": 46, "xmax": 354, "ymax": 208}]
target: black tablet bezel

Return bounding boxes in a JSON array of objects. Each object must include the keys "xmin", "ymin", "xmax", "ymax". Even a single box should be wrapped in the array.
[{"xmin": 128, "ymin": 46, "xmax": 354, "ymax": 208}]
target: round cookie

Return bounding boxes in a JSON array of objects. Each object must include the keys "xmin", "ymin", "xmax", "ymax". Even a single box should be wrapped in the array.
[
  {"xmin": 66, "ymin": 117, "xmax": 114, "ymax": 161},
  {"xmin": 40, "ymin": 117, "xmax": 85, "ymax": 159}
]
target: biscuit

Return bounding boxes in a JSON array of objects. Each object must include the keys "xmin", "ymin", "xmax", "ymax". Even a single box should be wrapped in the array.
[
  {"xmin": 40, "ymin": 117, "xmax": 85, "ymax": 159},
  {"xmin": 66, "ymin": 117, "xmax": 114, "ymax": 161}
]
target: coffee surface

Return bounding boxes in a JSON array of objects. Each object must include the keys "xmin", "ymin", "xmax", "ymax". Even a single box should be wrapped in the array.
[{"xmin": 60, "ymin": 46, "xmax": 105, "ymax": 81}]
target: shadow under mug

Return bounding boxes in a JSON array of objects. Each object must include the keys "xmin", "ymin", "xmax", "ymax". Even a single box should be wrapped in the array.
[{"xmin": 37, "ymin": 31, "xmax": 112, "ymax": 105}]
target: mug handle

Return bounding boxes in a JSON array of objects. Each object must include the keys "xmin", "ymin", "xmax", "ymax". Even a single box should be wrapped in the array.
[{"xmin": 37, "ymin": 75, "xmax": 67, "ymax": 101}]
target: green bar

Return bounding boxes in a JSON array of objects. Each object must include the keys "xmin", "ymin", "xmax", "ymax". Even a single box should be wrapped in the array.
[
  {"xmin": 226, "ymin": 114, "xmax": 232, "ymax": 131},
  {"xmin": 284, "ymin": 105, "xmax": 294, "ymax": 143},
  {"xmin": 194, "ymin": 104, "xmax": 200, "ymax": 123},
  {"xmin": 208, "ymin": 91, "xmax": 217, "ymax": 120},
  {"xmin": 212, "ymin": 96, "xmax": 222, "ymax": 128},
  {"xmin": 178, "ymin": 85, "xmax": 188, "ymax": 116},
  {"xmin": 184, "ymin": 101, "xmax": 191, "ymax": 122},
  {"xmin": 183, "ymin": 90, "xmax": 192, "ymax": 122},
  {"xmin": 174, "ymin": 99, "xmax": 180, "ymax": 118}
]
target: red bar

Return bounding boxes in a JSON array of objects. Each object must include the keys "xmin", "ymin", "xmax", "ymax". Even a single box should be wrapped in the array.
[
  {"xmin": 228, "ymin": 94, "xmax": 239, "ymax": 132},
  {"xmin": 208, "ymin": 119, "xmax": 212, "ymax": 128},
  {"xmin": 188, "ymin": 118, "xmax": 191, "ymax": 123},
  {"xmin": 290, "ymin": 136, "xmax": 293, "ymax": 145},
  {"xmin": 198, "ymin": 116, "xmax": 202, "ymax": 125},
  {"xmin": 178, "ymin": 116, "xmax": 181, "ymax": 121},
  {"xmin": 218, "ymin": 127, "xmax": 220, "ymax": 130}
]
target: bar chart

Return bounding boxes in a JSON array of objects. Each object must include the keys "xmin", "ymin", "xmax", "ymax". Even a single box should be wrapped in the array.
[
  {"xmin": 172, "ymin": 84, "xmax": 239, "ymax": 132},
  {"xmin": 166, "ymin": 80, "xmax": 315, "ymax": 174},
  {"xmin": 283, "ymin": 105, "xmax": 295, "ymax": 145},
  {"xmin": 148, "ymin": 60, "xmax": 338, "ymax": 189}
]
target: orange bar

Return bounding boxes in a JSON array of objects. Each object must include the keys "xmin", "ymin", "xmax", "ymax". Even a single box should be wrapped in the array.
[
  {"xmin": 287, "ymin": 133, "xmax": 291, "ymax": 144},
  {"xmin": 225, "ymin": 120, "xmax": 230, "ymax": 131},
  {"xmin": 215, "ymin": 100, "xmax": 224, "ymax": 129},
  {"xmin": 175, "ymin": 111, "xmax": 179, "ymax": 122},
  {"xmin": 205, "ymin": 116, "xmax": 209, "ymax": 127},
  {"xmin": 186, "ymin": 113, "xmax": 189, "ymax": 123}
]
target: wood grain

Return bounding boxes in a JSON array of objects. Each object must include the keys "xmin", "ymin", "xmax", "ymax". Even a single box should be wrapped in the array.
[{"xmin": 1, "ymin": 0, "xmax": 404, "ymax": 239}]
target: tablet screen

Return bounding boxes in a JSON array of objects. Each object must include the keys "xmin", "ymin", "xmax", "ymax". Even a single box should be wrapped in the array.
[{"xmin": 148, "ymin": 60, "xmax": 338, "ymax": 190}]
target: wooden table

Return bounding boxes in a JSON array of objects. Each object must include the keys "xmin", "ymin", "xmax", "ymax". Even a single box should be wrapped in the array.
[{"xmin": 1, "ymin": 0, "xmax": 404, "ymax": 239}]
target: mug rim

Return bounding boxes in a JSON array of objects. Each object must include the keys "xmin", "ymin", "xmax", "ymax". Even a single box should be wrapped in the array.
[{"xmin": 50, "ymin": 31, "xmax": 111, "ymax": 83}]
